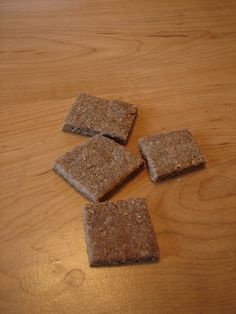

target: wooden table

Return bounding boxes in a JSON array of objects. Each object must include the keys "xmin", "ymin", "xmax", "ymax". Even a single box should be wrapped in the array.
[{"xmin": 1, "ymin": 1, "xmax": 236, "ymax": 313}]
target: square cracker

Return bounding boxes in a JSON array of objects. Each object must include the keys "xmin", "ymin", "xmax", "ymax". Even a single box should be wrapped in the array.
[
  {"xmin": 138, "ymin": 129, "xmax": 206, "ymax": 182},
  {"xmin": 63, "ymin": 93, "xmax": 137, "ymax": 144},
  {"xmin": 53, "ymin": 135, "xmax": 143, "ymax": 202},
  {"xmin": 82, "ymin": 198, "xmax": 159, "ymax": 266}
]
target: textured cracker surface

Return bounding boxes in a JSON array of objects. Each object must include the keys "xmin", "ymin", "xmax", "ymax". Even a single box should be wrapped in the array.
[
  {"xmin": 138, "ymin": 129, "xmax": 206, "ymax": 182},
  {"xmin": 63, "ymin": 93, "xmax": 137, "ymax": 144},
  {"xmin": 53, "ymin": 135, "xmax": 143, "ymax": 201},
  {"xmin": 82, "ymin": 198, "xmax": 159, "ymax": 266}
]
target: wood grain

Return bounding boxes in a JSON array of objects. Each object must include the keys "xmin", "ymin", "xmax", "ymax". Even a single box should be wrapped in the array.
[{"xmin": 0, "ymin": 1, "xmax": 236, "ymax": 313}]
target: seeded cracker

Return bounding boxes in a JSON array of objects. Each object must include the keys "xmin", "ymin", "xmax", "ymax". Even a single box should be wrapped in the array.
[
  {"xmin": 53, "ymin": 135, "xmax": 144, "ymax": 202},
  {"xmin": 82, "ymin": 198, "xmax": 159, "ymax": 266},
  {"xmin": 138, "ymin": 129, "xmax": 206, "ymax": 182},
  {"xmin": 63, "ymin": 93, "xmax": 137, "ymax": 144}
]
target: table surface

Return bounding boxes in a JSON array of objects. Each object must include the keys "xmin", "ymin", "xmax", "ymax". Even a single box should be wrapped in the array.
[{"xmin": 1, "ymin": 1, "xmax": 236, "ymax": 313}]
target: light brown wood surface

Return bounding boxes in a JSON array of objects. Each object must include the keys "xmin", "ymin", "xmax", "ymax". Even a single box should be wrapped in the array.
[{"xmin": 1, "ymin": 1, "xmax": 236, "ymax": 313}]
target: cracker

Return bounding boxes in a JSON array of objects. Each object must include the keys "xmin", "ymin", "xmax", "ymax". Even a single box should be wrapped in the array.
[
  {"xmin": 53, "ymin": 135, "xmax": 143, "ymax": 202},
  {"xmin": 138, "ymin": 129, "xmax": 206, "ymax": 182},
  {"xmin": 63, "ymin": 93, "xmax": 137, "ymax": 144},
  {"xmin": 82, "ymin": 198, "xmax": 159, "ymax": 266}
]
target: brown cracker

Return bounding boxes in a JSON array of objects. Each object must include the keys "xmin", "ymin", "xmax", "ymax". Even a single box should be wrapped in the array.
[
  {"xmin": 53, "ymin": 135, "xmax": 143, "ymax": 202},
  {"xmin": 138, "ymin": 129, "xmax": 206, "ymax": 182},
  {"xmin": 82, "ymin": 198, "xmax": 159, "ymax": 266},
  {"xmin": 63, "ymin": 93, "xmax": 137, "ymax": 144}
]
